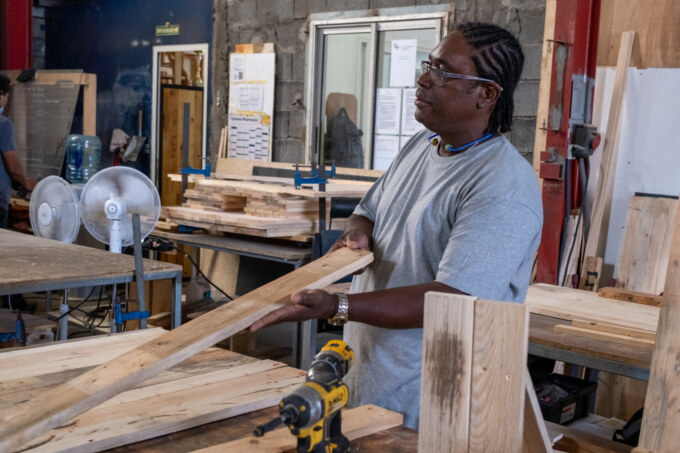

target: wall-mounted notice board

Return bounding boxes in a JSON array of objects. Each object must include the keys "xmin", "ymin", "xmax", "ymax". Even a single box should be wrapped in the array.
[{"xmin": 227, "ymin": 43, "xmax": 275, "ymax": 161}]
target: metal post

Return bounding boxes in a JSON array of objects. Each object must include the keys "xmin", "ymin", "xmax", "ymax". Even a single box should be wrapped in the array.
[
  {"xmin": 59, "ymin": 289, "xmax": 69, "ymax": 341},
  {"xmin": 132, "ymin": 214, "xmax": 147, "ymax": 329},
  {"xmin": 110, "ymin": 283, "xmax": 118, "ymax": 333},
  {"xmin": 180, "ymin": 102, "xmax": 191, "ymax": 204}
]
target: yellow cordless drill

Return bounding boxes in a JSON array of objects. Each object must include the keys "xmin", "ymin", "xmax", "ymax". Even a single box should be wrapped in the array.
[{"xmin": 254, "ymin": 340, "xmax": 354, "ymax": 453}]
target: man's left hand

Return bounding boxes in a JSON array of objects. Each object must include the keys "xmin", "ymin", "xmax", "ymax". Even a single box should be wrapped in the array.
[{"xmin": 249, "ymin": 289, "xmax": 338, "ymax": 332}]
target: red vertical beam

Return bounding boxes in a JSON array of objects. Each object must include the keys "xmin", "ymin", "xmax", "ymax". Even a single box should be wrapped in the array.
[
  {"xmin": 1, "ymin": 0, "xmax": 32, "ymax": 69},
  {"xmin": 535, "ymin": 0, "xmax": 600, "ymax": 284}
]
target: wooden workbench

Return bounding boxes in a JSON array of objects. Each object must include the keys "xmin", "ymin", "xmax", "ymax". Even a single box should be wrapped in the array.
[
  {"xmin": 0, "ymin": 230, "xmax": 184, "ymax": 328},
  {"xmin": 110, "ymin": 405, "xmax": 417, "ymax": 452},
  {"xmin": 529, "ymin": 314, "xmax": 652, "ymax": 380},
  {"xmin": 1, "ymin": 328, "xmax": 410, "ymax": 452}
]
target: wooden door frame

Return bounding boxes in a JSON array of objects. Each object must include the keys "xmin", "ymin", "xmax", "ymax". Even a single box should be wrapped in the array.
[{"xmin": 151, "ymin": 43, "xmax": 209, "ymax": 186}]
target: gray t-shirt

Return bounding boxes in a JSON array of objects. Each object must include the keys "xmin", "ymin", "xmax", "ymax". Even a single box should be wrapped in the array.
[
  {"xmin": 343, "ymin": 129, "xmax": 543, "ymax": 428},
  {"xmin": 0, "ymin": 115, "xmax": 17, "ymax": 210}
]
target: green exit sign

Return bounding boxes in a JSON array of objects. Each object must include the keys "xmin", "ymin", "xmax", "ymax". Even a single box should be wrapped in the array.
[{"xmin": 156, "ymin": 24, "xmax": 180, "ymax": 36}]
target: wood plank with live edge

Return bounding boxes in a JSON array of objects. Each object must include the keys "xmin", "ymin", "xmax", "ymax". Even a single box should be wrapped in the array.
[{"xmin": 0, "ymin": 248, "xmax": 373, "ymax": 452}]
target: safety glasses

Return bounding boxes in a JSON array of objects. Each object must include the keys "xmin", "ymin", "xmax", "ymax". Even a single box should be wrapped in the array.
[{"xmin": 420, "ymin": 61, "xmax": 503, "ymax": 91}]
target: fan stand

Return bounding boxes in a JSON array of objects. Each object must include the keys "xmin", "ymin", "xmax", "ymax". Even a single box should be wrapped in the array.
[{"xmin": 110, "ymin": 214, "xmax": 149, "ymax": 332}]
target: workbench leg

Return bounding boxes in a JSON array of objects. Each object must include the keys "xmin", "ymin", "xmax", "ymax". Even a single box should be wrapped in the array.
[
  {"xmin": 295, "ymin": 319, "xmax": 317, "ymax": 370},
  {"xmin": 190, "ymin": 246, "xmax": 198, "ymax": 279},
  {"xmin": 45, "ymin": 291, "xmax": 52, "ymax": 313},
  {"xmin": 171, "ymin": 272, "xmax": 182, "ymax": 329}
]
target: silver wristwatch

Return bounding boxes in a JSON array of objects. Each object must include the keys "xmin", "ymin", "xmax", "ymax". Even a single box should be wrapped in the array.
[{"xmin": 327, "ymin": 292, "xmax": 349, "ymax": 326}]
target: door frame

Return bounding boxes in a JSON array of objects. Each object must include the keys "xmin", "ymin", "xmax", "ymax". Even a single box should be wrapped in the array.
[{"xmin": 151, "ymin": 43, "xmax": 209, "ymax": 185}]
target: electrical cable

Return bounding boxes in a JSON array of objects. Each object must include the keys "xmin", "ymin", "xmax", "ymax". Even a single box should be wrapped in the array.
[
  {"xmin": 174, "ymin": 246, "xmax": 235, "ymax": 300},
  {"xmin": 52, "ymin": 286, "xmax": 98, "ymax": 322}
]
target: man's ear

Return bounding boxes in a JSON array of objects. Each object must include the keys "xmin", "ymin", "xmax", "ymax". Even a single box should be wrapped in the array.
[{"xmin": 477, "ymin": 83, "xmax": 502, "ymax": 110}]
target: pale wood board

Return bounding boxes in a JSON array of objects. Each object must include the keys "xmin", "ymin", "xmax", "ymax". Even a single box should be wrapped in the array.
[
  {"xmin": 553, "ymin": 324, "xmax": 654, "ymax": 349},
  {"xmin": 0, "ymin": 328, "xmax": 165, "ymax": 381},
  {"xmin": 24, "ymin": 366, "xmax": 304, "ymax": 452},
  {"xmin": 571, "ymin": 319, "xmax": 656, "ymax": 342},
  {"xmin": 582, "ymin": 32, "xmax": 635, "ymax": 266},
  {"xmin": 531, "ymin": 0, "xmax": 557, "ymax": 178},
  {"xmin": 0, "ymin": 349, "xmax": 255, "ymax": 411},
  {"xmin": 526, "ymin": 283, "xmax": 659, "ymax": 334},
  {"xmin": 215, "ymin": 156, "xmax": 384, "ymax": 179},
  {"xmin": 578, "ymin": 256, "xmax": 603, "ymax": 291},
  {"xmin": 523, "ymin": 369, "xmax": 555, "ymax": 453},
  {"xmin": 598, "ymin": 287, "xmax": 663, "ymax": 307},
  {"xmin": 548, "ymin": 421, "xmax": 633, "ymax": 453},
  {"xmin": 596, "ymin": 196, "xmax": 676, "ymax": 419},
  {"xmin": 419, "ymin": 292, "xmax": 475, "ymax": 453},
  {"xmin": 638, "ymin": 199, "xmax": 680, "ymax": 452},
  {"xmin": 615, "ymin": 196, "xmax": 677, "ymax": 294},
  {"xmin": 167, "ymin": 174, "xmax": 371, "ymax": 199},
  {"xmin": 598, "ymin": 0, "xmax": 680, "ymax": 68},
  {"xmin": 469, "ymin": 299, "xmax": 528, "ymax": 453},
  {"xmin": 0, "ymin": 248, "xmax": 373, "ymax": 452},
  {"xmin": 558, "ymin": 213, "xmax": 583, "ymax": 287},
  {"xmin": 0, "ymin": 331, "xmax": 309, "ymax": 452},
  {"xmin": 193, "ymin": 405, "xmax": 403, "ymax": 452}
]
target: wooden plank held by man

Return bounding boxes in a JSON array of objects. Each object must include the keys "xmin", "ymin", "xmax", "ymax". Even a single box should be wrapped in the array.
[{"xmin": 0, "ymin": 248, "xmax": 373, "ymax": 452}]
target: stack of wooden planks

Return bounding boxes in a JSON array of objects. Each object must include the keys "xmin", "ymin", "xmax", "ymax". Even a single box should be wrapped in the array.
[
  {"xmin": 526, "ymin": 283, "xmax": 659, "ymax": 349},
  {"xmin": 165, "ymin": 176, "xmax": 367, "ymax": 237},
  {"xmin": 0, "ymin": 329, "xmax": 306, "ymax": 452}
]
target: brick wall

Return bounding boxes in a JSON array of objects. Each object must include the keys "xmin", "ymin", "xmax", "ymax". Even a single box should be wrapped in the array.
[{"xmin": 211, "ymin": 0, "xmax": 545, "ymax": 164}]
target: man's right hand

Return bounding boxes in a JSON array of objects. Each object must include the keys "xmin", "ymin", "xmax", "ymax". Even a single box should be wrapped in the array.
[
  {"xmin": 328, "ymin": 228, "xmax": 372, "ymax": 275},
  {"xmin": 328, "ymin": 228, "xmax": 372, "ymax": 253}
]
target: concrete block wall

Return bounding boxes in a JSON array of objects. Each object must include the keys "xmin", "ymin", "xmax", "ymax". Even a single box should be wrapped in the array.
[{"xmin": 211, "ymin": 0, "xmax": 545, "ymax": 164}]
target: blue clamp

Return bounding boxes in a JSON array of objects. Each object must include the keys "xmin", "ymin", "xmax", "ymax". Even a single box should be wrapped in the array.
[
  {"xmin": 180, "ymin": 160, "xmax": 211, "ymax": 179},
  {"xmin": 294, "ymin": 162, "xmax": 336, "ymax": 189},
  {"xmin": 114, "ymin": 304, "xmax": 150, "ymax": 325},
  {"xmin": 0, "ymin": 317, "xmax": 26, "ymax": 345}
]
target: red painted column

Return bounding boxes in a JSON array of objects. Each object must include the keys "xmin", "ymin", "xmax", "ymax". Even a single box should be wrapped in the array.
[
  {"xmin": 535, "ymin": 0, "xmax": 601, "ymax": 284},
  {"xmin": 1, "ymin": 0, "xmax": 32, "ymax": 69}
]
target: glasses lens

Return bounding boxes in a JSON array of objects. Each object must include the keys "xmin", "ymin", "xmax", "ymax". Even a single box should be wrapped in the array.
[{"xmin": 422, "ymin": 61, "xmax": 445, "ymax": 86}]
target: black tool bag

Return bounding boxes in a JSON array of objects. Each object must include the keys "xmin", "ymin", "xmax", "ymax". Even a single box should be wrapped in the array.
[
  {"xmin": 326, "ymin": 107, "xmax": 364, "ymax": 168},
  {"xmin": 613, "ymin": 407, "xmax": 644, "ymax": 446}
]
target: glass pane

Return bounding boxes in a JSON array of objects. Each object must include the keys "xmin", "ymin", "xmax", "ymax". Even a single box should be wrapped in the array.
[
  {"xmin": 373, "ymin": 29, "xmax": 436, "ymax": 170},
  {"xmin": 320, "ymin": 32, "xmax": 371, "ymax": 168}
]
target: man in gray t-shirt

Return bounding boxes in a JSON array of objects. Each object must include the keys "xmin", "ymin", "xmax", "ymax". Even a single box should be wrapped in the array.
[{"xmin": 251, "ymin": 23, "xmax": 542, "ymax": 428}]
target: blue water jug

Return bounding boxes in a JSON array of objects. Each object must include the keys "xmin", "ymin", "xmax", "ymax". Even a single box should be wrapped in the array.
[{"xmin": 66, "ymin": 135, "xmax": 101, "ymax": 183}]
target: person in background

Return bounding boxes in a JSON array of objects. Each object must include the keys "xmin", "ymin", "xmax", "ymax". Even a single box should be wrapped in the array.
[{"xmin": 0, "ymin": 74, "xmax": 36, "ymax": 229}]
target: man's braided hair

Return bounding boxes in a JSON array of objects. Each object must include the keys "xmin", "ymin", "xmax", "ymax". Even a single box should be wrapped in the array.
[{"xmin": 458, "ymin": 22, "xmax": 524, "ymax": 133}]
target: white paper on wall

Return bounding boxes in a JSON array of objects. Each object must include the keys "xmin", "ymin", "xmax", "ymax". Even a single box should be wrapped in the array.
[
  {"xmin": 389, "ymin": 39, "xmax": 417, "ymax": 87},
  {"xmin": 375, "ymin": 88, "xmax": 402, "ymax": 135}
]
